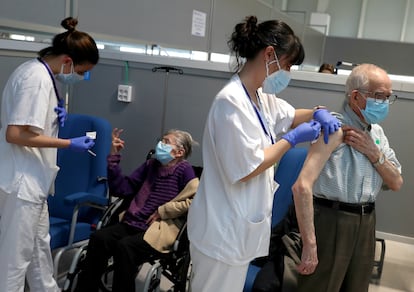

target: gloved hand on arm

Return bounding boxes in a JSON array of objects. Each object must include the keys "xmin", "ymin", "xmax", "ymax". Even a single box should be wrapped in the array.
[
  {"xmin": 54, "ymin": 99, "xmax": 67, "ymax": 127},
  {"xmin": 313, "ymin": 109, "xmax": 341, "ymax": 144},
  {"xmin": 282, "ymin": 120, "xmax": 321, "ymax": 147},
  {"xmin": 69, "ymin": 136, "xmax": 95, "ymax": 152}
]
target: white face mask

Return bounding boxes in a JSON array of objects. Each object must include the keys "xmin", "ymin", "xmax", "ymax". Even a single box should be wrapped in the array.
[
  {"xmin": 55, "ymin": 62, "xmax": 84, "ymax": 84},
  {"xmin": 262, "ymin": 51, "xmax": 291, "ymax": 94}
]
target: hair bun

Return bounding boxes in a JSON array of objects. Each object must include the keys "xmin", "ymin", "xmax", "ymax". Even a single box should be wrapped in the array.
[
  {"xmin": 245, "ymin": 16, "xmax": 258, "ymax": 35},
  {"xmin": 61, "ymin": 17, "xmax": 78, "ymax": 32}
]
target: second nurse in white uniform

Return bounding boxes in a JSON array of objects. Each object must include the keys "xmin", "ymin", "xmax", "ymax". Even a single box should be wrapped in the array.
[{"xmin": 188, "ymin": 15, "xmax": 341, "ymax": 291}]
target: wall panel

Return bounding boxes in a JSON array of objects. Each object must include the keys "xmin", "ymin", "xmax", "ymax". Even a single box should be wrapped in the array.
[{"xmin": 77, "ymin": 0, "xmax": 211, "ymax": 51}]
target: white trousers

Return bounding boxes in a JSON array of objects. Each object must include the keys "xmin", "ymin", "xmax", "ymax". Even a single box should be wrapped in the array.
[
  {"xmin": 190, "ymin": 243, "xmax": 249, "ymax": 292},
  {"xmin": 0, "ymin": 190, "xmax": 59, "ymax": 292}
]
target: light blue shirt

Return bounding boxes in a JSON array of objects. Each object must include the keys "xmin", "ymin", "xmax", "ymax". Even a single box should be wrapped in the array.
[{"xmin": 314, "ymin": 103, "xmax": 402, "ymax": 204}]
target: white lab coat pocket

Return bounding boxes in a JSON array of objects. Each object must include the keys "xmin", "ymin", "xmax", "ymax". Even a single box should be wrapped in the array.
[
  {"xmin": 240, "ymin": 214, "xmax": 271, "ymax": 259},
  {"xmin": 0, "ymin": 144, "xmax": 22, "ymax": 195},
  {"xmin": 42, "ymin": 165, "xmax": 60, "ymax": 196},
  {"xmin": 17, "ymin": 164, "xmax": 59, "ymax": 203}
]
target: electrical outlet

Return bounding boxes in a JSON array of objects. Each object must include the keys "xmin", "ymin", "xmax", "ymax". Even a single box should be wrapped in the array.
[{"xmin": 117, "ymin": 85, "xmax": 133, "ymax": 102}]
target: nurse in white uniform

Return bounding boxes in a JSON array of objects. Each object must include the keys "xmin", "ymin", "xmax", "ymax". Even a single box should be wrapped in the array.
[
  {"xmin": 187, "ymin": 15, "xmax": 341, "ymax": 291},
  {"xmin": 0, "ymin": 17, "xmax": 98, "ymax": 292}
]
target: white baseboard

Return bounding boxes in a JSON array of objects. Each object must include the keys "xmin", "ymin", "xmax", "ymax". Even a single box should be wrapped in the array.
[{"xmin": 376, "ymin": 231, "xmax": 414, "ymax": 245}]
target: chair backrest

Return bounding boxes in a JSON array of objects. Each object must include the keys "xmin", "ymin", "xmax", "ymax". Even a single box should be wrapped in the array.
[
  {"xmin": 48, "ymin": 114, "xmax": 112, "ymax": 221},
  {"xmin": 271, "ymin": 147, "xmax": 308, "ymax": 227}
]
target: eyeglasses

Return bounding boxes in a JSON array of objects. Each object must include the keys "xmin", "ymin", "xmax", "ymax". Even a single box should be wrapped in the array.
[
  {"xmin": 159, "ymin": 138, "xmax": 183, "ymax": 149},
  {"xmin": 358, "ymin": 90, "xmax": 397, "ymax": 105}
]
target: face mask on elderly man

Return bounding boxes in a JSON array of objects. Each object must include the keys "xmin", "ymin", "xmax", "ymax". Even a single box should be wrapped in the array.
[{"xmin": 360, "ymin": 98, "xmax": 389, "ymax": 124}]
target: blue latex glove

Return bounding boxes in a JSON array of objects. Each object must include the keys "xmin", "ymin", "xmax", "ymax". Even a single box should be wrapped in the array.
[
  {"xmin": 313, "ymin": 109, "xmax": 341, "ymax": 144},
  {"xmin": 69, "ymin": 136, "xmax": 95, "ymax": 152},
  {"xmin": 282, "ymin": 120, "xmax": 321, "ymax": 147},
  {"xmin": 54, "ymin": 99, "xmax": 67, "ymax": 127}
]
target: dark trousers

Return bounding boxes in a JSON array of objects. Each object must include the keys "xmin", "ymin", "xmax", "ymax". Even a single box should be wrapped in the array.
[
  {"xmin": 75, "ymin": 223, "xmax": 161, "ymax": 292},
  {"xmin": 297, "ymin": 204, "xmax": 376, "ymax": 292}
]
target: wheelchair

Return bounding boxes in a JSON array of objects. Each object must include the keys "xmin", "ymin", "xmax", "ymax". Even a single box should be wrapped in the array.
[{"xmin": 61, "ymin": 164, "xmax": 200, "ymax": 292}]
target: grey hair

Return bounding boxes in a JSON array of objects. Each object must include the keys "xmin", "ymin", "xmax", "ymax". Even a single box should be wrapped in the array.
[
  {"xmin": 344, "ymin": 63, "xmax": 386, "ymax": 103},
  {"xmin": 165, "ymin": 129, "xmax": 198, "ymax": 159}
]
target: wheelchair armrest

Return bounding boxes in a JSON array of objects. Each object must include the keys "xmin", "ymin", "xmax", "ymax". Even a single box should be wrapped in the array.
[{"xmin": 64, "ymin": 192, "xmax": 108, "ymax": 207}]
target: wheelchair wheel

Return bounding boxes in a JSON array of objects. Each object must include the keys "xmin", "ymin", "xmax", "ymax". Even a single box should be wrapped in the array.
[
  {"xmin": 170, "ymin": 253, "xmax": 192, "ymax": 292},
  {"xmin": 99, "ymin": 260, "xmax": 114, "ymax": 292},
  {"xmin": 62, "ymin": 246, "xmax": 88, "ymax": 292},
  {"xmin": 99, "ymin": 262, "xmax": 146, "ymax": 292}
]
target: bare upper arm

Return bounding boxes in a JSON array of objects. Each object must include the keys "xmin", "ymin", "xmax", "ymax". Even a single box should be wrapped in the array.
[{"xmin": 300, "ymin": 128, "xmax": 343, "ymax": 183}]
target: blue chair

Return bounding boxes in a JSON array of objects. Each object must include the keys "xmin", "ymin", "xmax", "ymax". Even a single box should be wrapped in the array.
[
  {"xmin": 48, "ymin": 113, "xmax": 112, "ymax": 278},
  {"xmin": 244, "ymin": 147, "xmax": 308, "ymax": 292}
]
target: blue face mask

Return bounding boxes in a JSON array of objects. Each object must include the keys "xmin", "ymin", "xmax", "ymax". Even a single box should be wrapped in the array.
[
  {"xmin": 360, "ymin": 98, "xmax": 389, "ymax": 124},
  {"xmin": 56, "ymin": 62, "xmax": 84, "ymax": 85},
  {"xmin": 154, "ymin": 141, "xmax": 174, "ymax": 165},
  {"xmin": 262, "ymin": 51, "xmax": 291, "ymax": 94}
]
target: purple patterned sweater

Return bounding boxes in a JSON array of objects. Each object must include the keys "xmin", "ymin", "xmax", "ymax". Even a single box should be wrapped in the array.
[{"xmin": 107, "ymin": 154, "xmax": 196, "ymax": 231}]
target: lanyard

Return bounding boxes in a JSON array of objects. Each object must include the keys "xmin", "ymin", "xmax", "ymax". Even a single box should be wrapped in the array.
[
  {"xmin": 241, "ymin": 83, "xmax": 274, "ymax": 144},
  {"xmin": 37, "ymin": 57, "xmax": 63, "ymax": 105}
]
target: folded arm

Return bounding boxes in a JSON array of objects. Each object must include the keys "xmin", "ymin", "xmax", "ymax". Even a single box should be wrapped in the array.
[{"xmin": 147, "ymin": 177, "xmax": 199, "ymax": 225}]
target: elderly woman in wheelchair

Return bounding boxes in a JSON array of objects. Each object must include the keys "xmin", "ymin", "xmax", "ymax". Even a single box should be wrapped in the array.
[{"xmin": 74, "ymin": 128, "xmax": 199, "ymax": 292}]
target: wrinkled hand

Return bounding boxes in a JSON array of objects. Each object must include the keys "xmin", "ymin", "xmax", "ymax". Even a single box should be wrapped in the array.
[
  {"xmin": 111, "ymin": 128, "xmax": 125, "ymax": 154},
  {"xmin": 313, "ymin": 109, "xmax": 341, "ymax": 144},
  {"xmin": 282, "ymin": 120, "xmax": 321, "ymax": 147},
  {"xmin": 297, "ymin": 242, "xmax": 318, "ymax": 275},
  {"xmin": 69, "ymin": 136, "xmax": 95, "ymax": 152},
  {"xmin": 54, "ymin": 100, "xmax": 67, "ymax": 127},
  {"xmin": 146, "ymin": 211, "xmax": 161, "ymax": 226},
  {"xmin": 342, "ymin": 125, "xmax": 377, "ymax": 157}
]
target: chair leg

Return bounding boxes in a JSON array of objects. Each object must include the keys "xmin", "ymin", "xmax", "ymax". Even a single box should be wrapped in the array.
[
  {"xmin": 371, "ymin": 238, "xmax": 386, "ymax": 284},
  {"xmin": 53, "ymin": 247, "xmax": 66, "ymax": 280}
]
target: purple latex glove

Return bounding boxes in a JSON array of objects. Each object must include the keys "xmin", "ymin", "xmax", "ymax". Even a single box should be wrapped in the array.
[
  {"xmin": 282, "ymin": 120, "xmax": 321, "ymax": 147},
  {"xmin": 313, "ymin": 109, "xmax": 341, "ymax": 144},
  {"xmin": 54, "ymin": 99, "xmax": 67, "ymax": 127},
  {"xmin": 69, "ymin": 136, "xmax": 95, "ymax": 152}
]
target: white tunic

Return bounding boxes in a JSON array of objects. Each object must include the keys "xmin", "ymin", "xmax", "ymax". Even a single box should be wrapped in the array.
[
  {"xmin": 188, "ymin": 74, "xmax": 295, "ymax": 265},
  {"xmin": 0, "ymin": 58, "xmax": 59, "ymax": 203}
]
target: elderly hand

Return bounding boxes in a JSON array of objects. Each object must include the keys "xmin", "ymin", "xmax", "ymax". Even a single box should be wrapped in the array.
[
  {"xmin": 313, "ymin": 109, "xmax": 341, "ymax": 144},
  {"xmin": 297, "ymin": 242, "xmax": 318, "ymax": 275},
  {"xmin": 146, "ymin": 210, "xmax": 161, "ymax": 226},
  {"xmin": 342, "ymin": 125, "xmax": 379, "ymax": 161},
  {"xmin": 111, "ymin": 128, "xmax": 125, "ymax": 154}
]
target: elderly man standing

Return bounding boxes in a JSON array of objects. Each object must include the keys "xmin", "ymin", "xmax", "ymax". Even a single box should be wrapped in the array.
[{"xmin": 292, "ymin": 63, "xmax": 403, "ymax": 292}]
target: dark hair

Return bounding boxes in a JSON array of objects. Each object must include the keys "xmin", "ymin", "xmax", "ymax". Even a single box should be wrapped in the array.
[
  {"xmin": 228, "ymin": 16, "xmax": 304, "ymax": 71},
  {"xmin": 318, "ymin": 63, "xmax": 335, "ymax": 74},
  {"xmin": 38, "ymin": 17, "xmax": 99, "ymax": 65}
]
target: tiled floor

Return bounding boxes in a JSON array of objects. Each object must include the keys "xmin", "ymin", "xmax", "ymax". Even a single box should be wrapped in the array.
[
  {"xmin": 149, "ymin": 239, "xmax": 414, "ymax": 292},
  {"xmin": 368, "ymin": 240, "xmax": 414, "ymax": 292},
  {"xmin": 55, "ymin": 239, "xmax": 414, "ymax": 291}
]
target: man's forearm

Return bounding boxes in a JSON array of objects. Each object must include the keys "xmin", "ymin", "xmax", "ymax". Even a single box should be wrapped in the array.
[{"xmin": 293, "ymin": 184, "xmax": 316, "ymax": 246}]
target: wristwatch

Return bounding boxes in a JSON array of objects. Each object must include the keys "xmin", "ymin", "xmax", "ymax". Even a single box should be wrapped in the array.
[{"xmin": 373, "ymin": 152, "xmax": 385, "ymax": 167}]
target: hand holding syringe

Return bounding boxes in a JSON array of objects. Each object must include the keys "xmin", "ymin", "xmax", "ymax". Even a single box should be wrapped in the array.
[{"xmin": 86, "ymin": 131, "xmax": 97, "ymax": 156}]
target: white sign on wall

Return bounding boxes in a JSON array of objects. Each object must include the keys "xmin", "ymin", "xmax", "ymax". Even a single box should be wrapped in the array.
[{"xmin": 191, "ymin": 10, "xmax": 206, "ymax": 37}]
